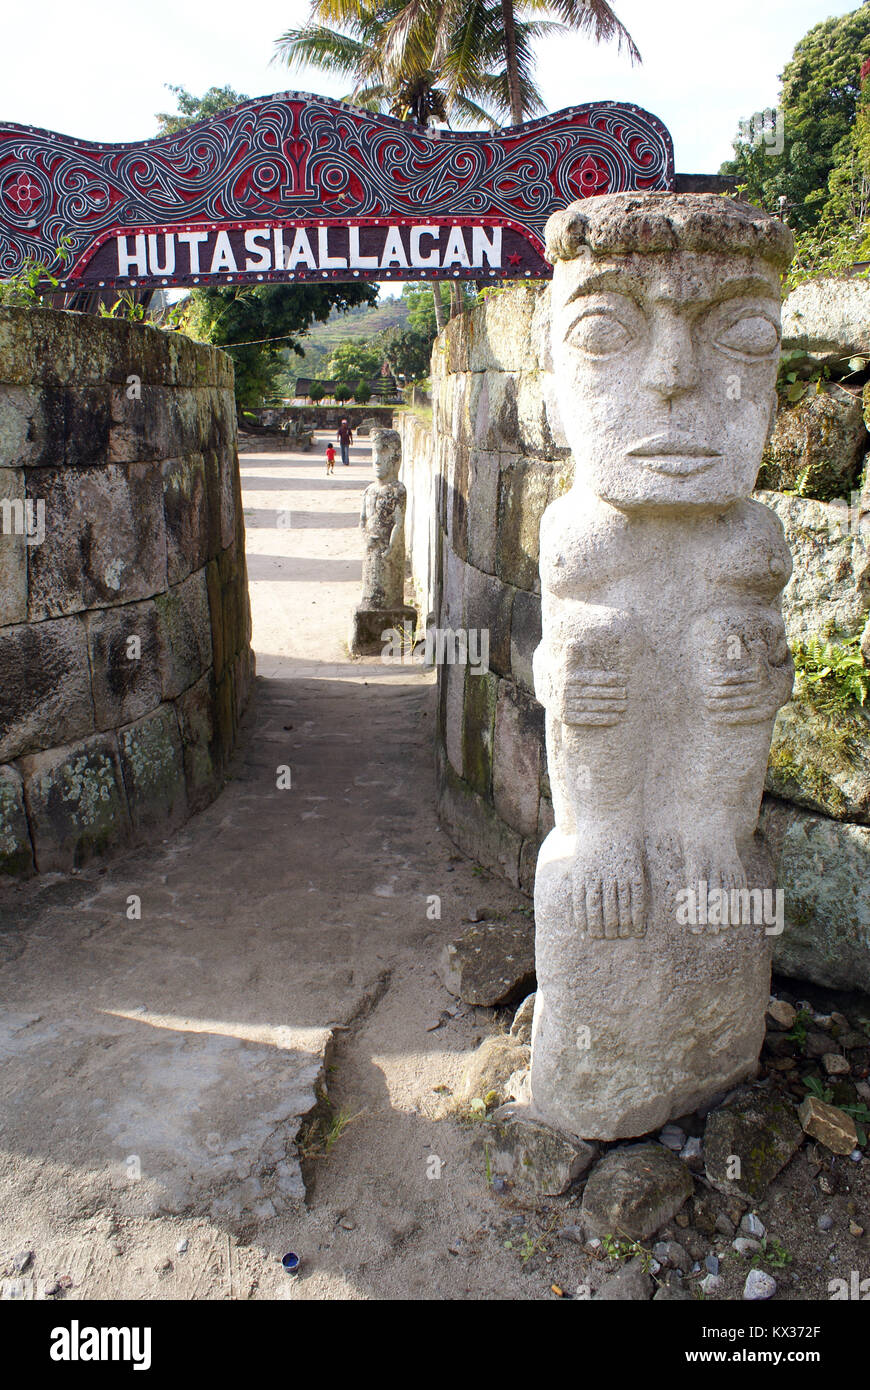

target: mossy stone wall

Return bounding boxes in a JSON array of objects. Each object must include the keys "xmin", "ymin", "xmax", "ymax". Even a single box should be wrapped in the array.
[{"xmin": 0, "ymin": 307, "xmax": 253, "ymax": 876}]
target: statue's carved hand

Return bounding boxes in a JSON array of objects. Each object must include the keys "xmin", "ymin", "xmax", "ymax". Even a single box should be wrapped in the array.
[
  {"xmin": 693, "ymin": 619, "xmax": 792, "ymax": 724},
  {"xmin": 562, "ymin": 668, "xmax": 628, "ymax": 726},
  {"xmin": 700, "ymin": 667, "xmax": 771, "ymax": 722}
]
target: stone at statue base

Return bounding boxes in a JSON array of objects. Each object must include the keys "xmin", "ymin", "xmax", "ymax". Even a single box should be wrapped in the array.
[
  {"xmin": 349, "ymin": 604, "xmax": 417, "ymax": 657},
  {"xmin": 483, "ymin": 1111, "xmax": 597, "ymax": 1196},
  {"xmin": 581, "ymin": 1143, "xmax": 694, "ymax": 1240},
  {"xmin": 530, "ymin": 833, "xmax": 775, "ymax": 1140}
]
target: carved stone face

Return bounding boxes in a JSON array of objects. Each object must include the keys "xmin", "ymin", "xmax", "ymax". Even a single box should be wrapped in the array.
[
  {"xmin": 551, "ymin": 250, "xmax": 782, "ymax": 512},
  {"xmin": 371, "ymin": 429, "xmax": 401, "ymax": 482}
]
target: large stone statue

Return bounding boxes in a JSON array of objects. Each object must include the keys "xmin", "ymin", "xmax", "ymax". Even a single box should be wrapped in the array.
[
  {"xmin": 350, "ymin": 428, "xmax": 416, "ymax": 655},
  {"xmin": 529, "ymin": 193, "xmax": 795, "ymax": 1140}
]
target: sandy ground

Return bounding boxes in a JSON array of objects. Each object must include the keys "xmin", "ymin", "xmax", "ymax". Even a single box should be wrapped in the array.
[
  {"xmin": 1, "ymin": 432, "xmax": 867, "ymax": 1306},
  {"xmin": 0, "ymin": 431, "xmax": 567, "ymax": 1301}
]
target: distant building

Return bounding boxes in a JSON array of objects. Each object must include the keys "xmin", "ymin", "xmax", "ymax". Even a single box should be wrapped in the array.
[{"xmin": 294, "ymin": 375, "xmax": 400, "ymax": 401}]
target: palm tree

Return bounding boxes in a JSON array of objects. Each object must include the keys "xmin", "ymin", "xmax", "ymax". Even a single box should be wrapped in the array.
[
  {"xmin": 275, "ymin": 0, "xmax": 558, "ymax": 323},
  {"xmin": 274, "ymin": 0, "xmax": 556, "ymax": 128},
  {"xmin": 277, "ymin": 3, "xmax": 492, "ymax": 127},
  {"xmin": 275, "ymin": 0, "xmax": 639, "ymax": 322},
  {"xmin": 386, "ymin": 0, "xmax": 641, "ymax": 127}
]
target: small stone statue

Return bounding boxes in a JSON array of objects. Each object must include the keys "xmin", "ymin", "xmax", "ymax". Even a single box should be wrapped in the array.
[
  {"xmin": 350, "ymin": 428, "xmax": 416, "ymax": 655},
  {"xmin": 528, "ymin": 193, "xmax": 795, "ymax": 1140}
]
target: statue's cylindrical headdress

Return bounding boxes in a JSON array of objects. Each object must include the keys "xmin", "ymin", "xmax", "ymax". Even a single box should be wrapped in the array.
[{"xmin": 545, "ymin": 192, "xmax": 793, "ymax": 271}]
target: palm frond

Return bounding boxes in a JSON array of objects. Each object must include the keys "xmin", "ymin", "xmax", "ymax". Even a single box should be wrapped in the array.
[
  {"xmin": 274, "ymin": 25, "xmax": 371, "ymax": 78},
  {"xmin": 528, "ymin": 0, "xmax": 641, "ymax": 64},
  {"xmin": 448, "ymin": 92, "xmax": 504, "ymax": 129}
]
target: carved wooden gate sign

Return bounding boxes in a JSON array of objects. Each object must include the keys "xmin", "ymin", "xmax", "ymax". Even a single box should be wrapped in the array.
[{"xmin": 0, "ymin": 93, "xmax": 674, "ymax": 289}]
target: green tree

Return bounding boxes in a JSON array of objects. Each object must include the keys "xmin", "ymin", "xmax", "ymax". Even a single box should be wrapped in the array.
[
  {"xmin": 185, "ymin": 282, "xmax": 377, "ymax": 408},
  {"xmin": 379, "ymin": 324, "xmax": 433, "ymax": 379},
  {"xmin": 308, "ymin": 380, "xmax": 326, "ymax": 401},
  {"xmin": 402, "ymin": 281, "xmax": 452, "ymax": 336},
  {"xmin": 395, "ymin": 0, "xmax": 641, "ymax": 129},
  {"xmin": 353, "ymin": 377, "xmax": 373, "ymax": 403},
  {"xmin": 335, "ymin": 380, "xmax": 354, "ymax": 402},
  {"xmin": 722, "ymin": 3, "xmax": 870, "ymax": 231},
  {"xmin": 820, "ymin": 56, "xmax": 870, "ymax": 256},
  {"xmin": 156, "ymin": 85, "xmax": 377, "ymax": 407},
  {"xmin": 327, "ymin": 339, "xmax": 383, "ymax": 380},
  {"xmin": 156, "ymin": 84, "xmax": 251, "ymax": 135}
]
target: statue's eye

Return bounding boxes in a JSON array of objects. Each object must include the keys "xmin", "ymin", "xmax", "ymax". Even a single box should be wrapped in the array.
[
  {"xmin": 567, "ymin": 311, "xmax": 633, "ymax": 356},
  {"xmin": 715, "ymin": 315, "xmax": 778, "ymax": 356}
]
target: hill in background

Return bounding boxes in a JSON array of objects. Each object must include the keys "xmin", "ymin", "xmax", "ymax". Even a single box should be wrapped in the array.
[{"xmin": 275, "ymin": 294, "xmax": 411, "ymax": 393}]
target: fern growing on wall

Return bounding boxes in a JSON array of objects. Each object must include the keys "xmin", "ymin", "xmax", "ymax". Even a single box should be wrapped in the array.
[{"xmin": 791, "ymin": 633, "xmax": 870, "ymax": 714}]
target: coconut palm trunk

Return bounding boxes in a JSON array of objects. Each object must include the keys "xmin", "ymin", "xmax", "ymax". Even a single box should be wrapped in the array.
[{"xmin": 500, "ymin": 0, "xmax": 524, "ymax": 126}]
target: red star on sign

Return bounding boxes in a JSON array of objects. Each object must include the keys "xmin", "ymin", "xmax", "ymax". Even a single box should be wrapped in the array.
[{"xmin": 507, "ymin": 252, "xmax": 522, "ymax": 266}]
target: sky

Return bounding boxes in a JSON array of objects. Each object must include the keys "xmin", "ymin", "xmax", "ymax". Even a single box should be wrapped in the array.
[
  {"xmin": 1, "ymin": 0, "xmax": 860, "ymax": 295},
  {"xmin": 2, "ymin": 0, "xmax": 859, "ymax": 168}
]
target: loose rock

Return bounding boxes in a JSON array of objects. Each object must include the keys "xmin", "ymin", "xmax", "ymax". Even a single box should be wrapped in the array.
[
  {"xmin": 593, "ymin": 1256, "xmax": 653, "ymax": 1301},
  {"xmin": 679, "ymin": 1136, "xmax": 704, "ymax": 1171},
  {"xmin": 805, "ymin": 1032, "xmax": 831, "ymax": 1059},
  {"xmin": 767, "ymin": 999, "xmax": 796, "ymax": 1030},
  {"xmin": 557, "ymin": 1224, "xmax": 585, "ymax": 1245},
  {"xmin": 652, "ymin": 1240, "xmax": 691, "ymax": 1271},
  {"xmin": 704, "ymin": 1092, "xmax": 803, "ymax": 1200},
  {"xmin": 653, "ymin": 1282, "xmax": 693, "ymax": 1301},
  {"xmin": 485, "ymin": 1112, "xmax": 597, "ymax": 1196},
  {"xmin": 798, "ymin": 1096, "xmax": 858, "ymax": 1156},
  {"xmin": 740, "ymin": 1213, "xmax": 766, "ymax": 1239},
  {"xmin": 440, "ymin": 921, "xmax": 535, "ymax": 1007},
  {"xmin": 581, "ymin": 1143, "xmax": 694, "ymax": 1242},
  {"xmin": 822, "ymin": 1053, "xmax": 849, "ymax": 1076},
  {"xmin": 509, "ymin": 993, "xmax": 536, "ymax": 1046},
  {"xmin": 744, "ymin": 1269, "xmax": 777, "ymax": 1301},
  {"xmin": 658, "ymin": 1124, "xmax": 685, "ymax": 1152}
]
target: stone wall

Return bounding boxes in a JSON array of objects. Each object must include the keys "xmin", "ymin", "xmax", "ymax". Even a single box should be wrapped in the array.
[
  {"xmin": 399, "ymin": 281, "xmax": 870, "ymax": 993},
  {"xmin": 400, "ymin": 284, "xmax": 569, "ymax": 893},
  {"xmin": 0, "ymin": 307, "xmax": 253, "ymax": 876},
  {"xmin": 283, "ymin": 405, "xmax": 395, "ymax": 430}
]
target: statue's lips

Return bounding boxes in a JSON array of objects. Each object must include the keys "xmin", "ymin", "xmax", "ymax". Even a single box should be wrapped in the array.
[{"xmin": 626, "ymin": 437, "xmax": 723, "ymax": 478}]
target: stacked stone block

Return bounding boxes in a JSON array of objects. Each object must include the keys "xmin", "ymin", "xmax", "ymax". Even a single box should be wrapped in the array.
[
  {"xmin": 400, "ymin": 285, "xmax": 568, "ymax": 892},
  {"xmin": 0, "ymin": 307, "xmax": 253, "ymax": 876}
]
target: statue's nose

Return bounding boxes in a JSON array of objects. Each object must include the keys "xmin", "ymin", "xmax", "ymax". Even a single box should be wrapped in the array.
[{"xmin": 642, "ymin": 314, "xmax": 698, "ymax": 400}]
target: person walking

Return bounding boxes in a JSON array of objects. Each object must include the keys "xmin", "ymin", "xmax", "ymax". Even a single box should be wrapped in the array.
[
  {"xmin": 325, "ymin": 442, "xmax": 336, "ymax": 475},
  {"xmin": 337, "ymin": 417, "xmax": 354, "ymax": 467}
]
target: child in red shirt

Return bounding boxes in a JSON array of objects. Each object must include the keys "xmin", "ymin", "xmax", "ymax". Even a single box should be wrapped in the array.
[{"xmin": 326, "ymin": 443, "xmax": 336, "ymax": 475}]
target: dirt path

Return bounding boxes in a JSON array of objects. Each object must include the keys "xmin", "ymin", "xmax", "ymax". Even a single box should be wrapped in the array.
[{"xmin": 0, "ymin": 432, "xmax": 575, "ymax": 1301}]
